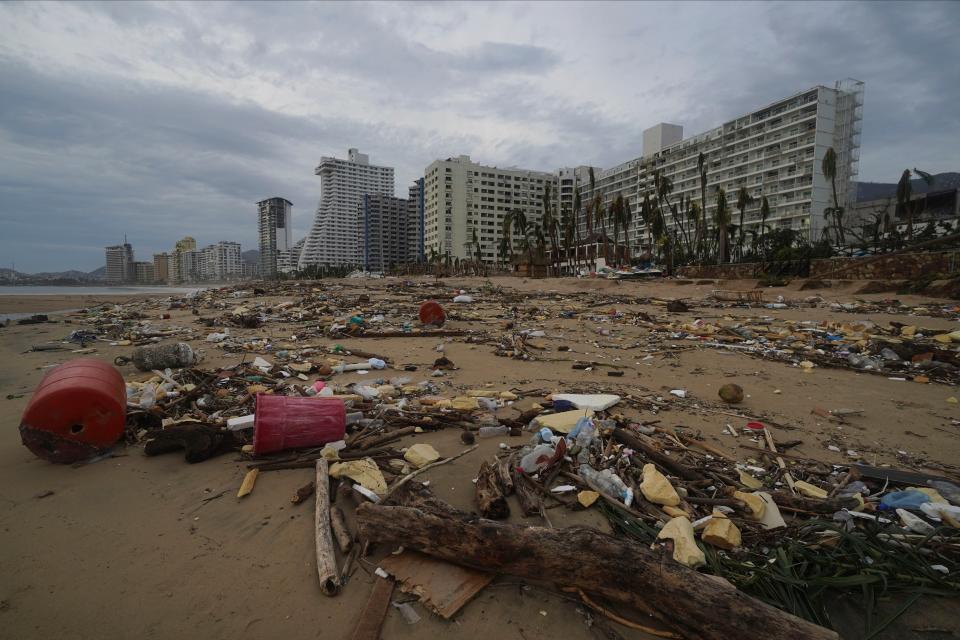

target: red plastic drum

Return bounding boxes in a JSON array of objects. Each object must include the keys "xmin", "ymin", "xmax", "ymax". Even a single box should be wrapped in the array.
[
  {"xmin": 19, "ymin": 358, "xmax": 127, "ymax": 463},
  {"xmin": 253, "ymin": 395, "xmax": 346, "ymax": 455},
  {"xmin": 418, "ymin": 300, "xmax": 446, "ymax": 327}
]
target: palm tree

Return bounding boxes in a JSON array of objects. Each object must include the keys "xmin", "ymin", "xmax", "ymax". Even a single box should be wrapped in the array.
[
  {"xmin": 573, "ymin": 187, "xmax": 583, "ymax": 271},
  {"xmin": 502, "ymin": 208, "xmax": 518, "ymax": 264},
  {"xmin": 759, "ymin": 196, "xmax": 771, "ymax": 262},
  {"xmin": 586, "ymin": 168, "xmax": 597, "ymax": 243},
  {"xmin": 471, "ymin": 227, "xmax": 483, "ymax": 275},
  {"xmin": 609, "ymin": 195, "xmax": 623, "ymax": 266},
  {"xmin": 735, "ymin": 186, "xmax": 754, "ymax": 262},
  {"xmin": 821, "ymin": 147, "xmax": 846, "ymax": 247},
  {"xmin": 622, "ymin": 198, "xmax": 633, "ymax": 263},
  {"xmin": 513, "ymin": 208, "xmax": 531, "ymax": 265},
  {"xmin": 897, "ymin": 168, "xmax": 935, "ymax": 242},
  {"xmin": 697, "ymin": 152, "xmax": 708, "ymax": 261},
  {"xmin": 541, "ymin": 182, "xmax": 560, "ymax": 275},
  {"xmin": 715, "ymin": 188, "xmax": 730, "ymax": 264},
  {"xmin": 562, "ymin": 217, "xmax": 574, "ymax": 275}
]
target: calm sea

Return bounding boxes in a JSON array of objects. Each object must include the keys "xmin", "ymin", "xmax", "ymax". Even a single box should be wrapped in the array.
[{"xmin": 0, "ymin": 285, "xmax": 205, "ymax": 321}]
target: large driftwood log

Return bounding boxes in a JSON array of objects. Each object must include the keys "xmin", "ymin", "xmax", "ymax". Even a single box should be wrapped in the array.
[
  {"xmin": 314, "ymin": 459, "xmax": 340, "ymax": 596},
  {"xmin": 475, "ymin": 461, "xmax": 510, "ymax": 519},
  {"xmin": 612, "ymin": 428, "xmax": 705, "ymax": 481},
  {"xmin": 356, "ymin": 503, "xmax": 837, "ymax": 640}
]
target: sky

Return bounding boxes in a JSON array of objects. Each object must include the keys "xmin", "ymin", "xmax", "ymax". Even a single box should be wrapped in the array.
[{"xmin": 1, "ymin": 1, "xmax": 958, "ymax": 273}]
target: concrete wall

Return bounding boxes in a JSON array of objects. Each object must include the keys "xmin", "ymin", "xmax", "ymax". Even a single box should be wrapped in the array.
[
  {"xmin": 676, "ymin": 251, "xmax": 960, "ymax": 280},
  {"xmin": 809, "ymin": 251, "xmax": 960, "ymax": 280}
]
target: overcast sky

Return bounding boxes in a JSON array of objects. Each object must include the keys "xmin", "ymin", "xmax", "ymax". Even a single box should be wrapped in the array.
[{"xmin": 1, "ymin": 1, "xmax": 958, "ymax": 272}]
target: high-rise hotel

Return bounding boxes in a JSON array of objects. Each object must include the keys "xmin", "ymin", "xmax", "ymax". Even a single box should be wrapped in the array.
[
  {"xmin": 578, "ymin": 80, "xmax": 864, "ymax": 252},
  {"xmin": 299, "ymin": 149, "xmax": 395, "ymax": 269}
]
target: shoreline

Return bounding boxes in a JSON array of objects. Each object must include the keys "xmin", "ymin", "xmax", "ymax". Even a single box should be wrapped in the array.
[{"xmin": 0, "ymin": 293, "xmax": 178, "ymax": 316}]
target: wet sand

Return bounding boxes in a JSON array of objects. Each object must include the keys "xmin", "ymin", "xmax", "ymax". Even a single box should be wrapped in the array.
[{"xmin": 1, "ymin": 276, "xmax": 958, "ymax": 639}]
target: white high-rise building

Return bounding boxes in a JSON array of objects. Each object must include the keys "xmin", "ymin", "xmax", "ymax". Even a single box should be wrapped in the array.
[
  {"xmin": 423, "ymin": 155, "xmax": 557, "ymax": 263},
  {"xmin": 104, "ymin": 242, "xmax": 134, "ymax": 284},
  {"xmin": 577, "ymin": 80, "xmax": 864, "ymax": 252},
  {"xmin": 200, "ymin": 241, "xmax": 242, "ymax": 280},
  {"xmin": 299, "ymin": 149, "xmax": 395, "ymax": 269}
]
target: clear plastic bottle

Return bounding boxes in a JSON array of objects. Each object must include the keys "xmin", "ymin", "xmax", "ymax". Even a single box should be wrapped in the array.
[
  {"xmin": 478, "ymin": 425, "xmax": 509, "ymax": 438},
  {"xmin": 579, "ymin": 464, "xmax": 634, "ymax": 506}
]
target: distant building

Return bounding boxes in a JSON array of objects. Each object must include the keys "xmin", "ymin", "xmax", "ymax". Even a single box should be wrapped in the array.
[
  {"xmin": 257, "ymin": 197, "xmax": 293, "ymax": 278},
  {"xmin": 153, "ymin": 253, "xmax": 171, "ymax": 283},
  {"xmin": 277, "ymin": 237, "xmax": 305, "ymax": 275},
  {"xmin": 104, "ymin": 242, "xmax": 134, "ymax": 284},
  {"xmin": 407, "ymin": 179, "xmax": 425, "ymax": 263},
  {"xmin": 299, "ymin": 149, "xmax": 395, "ymax": 269},
  {"xmin": 170, "ymin": 236, "xmax": 197, "ymax": 284},
  {"xmin": 134, "ymin": 261, "xmax": 154, "ymax": 284},
  {"xmin": 199, "ymin": 241, "xmax": 242, "ymax": 280},
  {"xmin": 360, "ymin": 194, "xmax": 411, "ymax": 272},
  {"xmin": 848, "ymin": 186, "xmax": 960, "ymax": 241},
  {"xmin": 177, "ymin": 249, "xmax": 202, "ymax": 283},
  {"xmin": 423, "ymin": 155, "xmax": 556, "ymax": 264}
]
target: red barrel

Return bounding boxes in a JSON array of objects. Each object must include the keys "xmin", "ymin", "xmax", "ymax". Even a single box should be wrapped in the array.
[
  {"xmin": 253, "ymin": 395, "xmax": 346, "ymax": 455},
  {"xmin": 19, "ymin": 358, "xmax": 127, "ymax": 463},
  {"xmin": 418, "ymin": 300, "xmax": 446, "ymax": 327}
]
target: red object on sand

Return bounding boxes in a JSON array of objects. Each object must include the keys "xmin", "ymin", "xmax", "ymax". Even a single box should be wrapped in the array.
[
  {"xmin": 19, "ymin": 358, "xmax": 127, "ymax": 463},
  {"xmin": 253, "ymin": 395, "xmax": 346, "ymax": 455},
  {"xmin": 418, "ymin": 300, "xmax": 447, "ymax": 327},
  {"xmin": 745, "ymin": 422, "xmax": 766, "ymax": 432}
]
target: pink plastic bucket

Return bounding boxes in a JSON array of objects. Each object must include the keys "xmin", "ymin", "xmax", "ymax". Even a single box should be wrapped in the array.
[{"xmin": 253, "ymin": 395, "xmax": 346, "ymax": 455}]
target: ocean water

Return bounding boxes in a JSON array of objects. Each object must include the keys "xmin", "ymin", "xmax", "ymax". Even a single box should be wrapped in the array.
[
  {"xmin": 0, "ymin": 285, "xmax": 204, "ymax": 322},
  {"xmin": 0, "ymin": 285, "xmax": 203, "ymax": 296}
]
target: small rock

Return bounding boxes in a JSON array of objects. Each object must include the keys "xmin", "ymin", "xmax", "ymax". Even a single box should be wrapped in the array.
[{"xmin": 718, "ymin": 383, "xmax": 744, "ymax": 404}]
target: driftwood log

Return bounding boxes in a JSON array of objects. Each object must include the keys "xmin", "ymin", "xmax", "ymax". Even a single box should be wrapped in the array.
[
  {"xmin": 314, "ymin": 460, "xmax": 340, "ymax": 596},
  {"xmin": 357, "ymin": 501, "xmax": 837, "ymax": 640},
  {"xmin": 475, "ymin": 461, "xmax": 509, "ymax": 519},
  {"xmin": 769, "ymin": 491, "xmax": 859, "ymax": 514},
  {"xmin": 612, "ymin": 428, "xmax": 705, "ymax": 481}
]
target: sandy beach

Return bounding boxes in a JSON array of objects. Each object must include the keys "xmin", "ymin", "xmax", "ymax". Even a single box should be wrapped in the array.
[{"xmin": 1, "ymin": 276, "xmax": 958, "ymax": 639}]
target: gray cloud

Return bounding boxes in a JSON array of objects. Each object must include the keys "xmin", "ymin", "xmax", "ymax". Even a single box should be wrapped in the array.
[{"xmin": 0, "ymin": 0, "xmax": 958, "ymax": 271}]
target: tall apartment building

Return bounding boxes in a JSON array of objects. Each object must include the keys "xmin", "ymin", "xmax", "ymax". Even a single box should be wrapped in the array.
[
  {"xmin": 299, "ymin": 149, "xmax": 395, "ymax": 269},
  {"xmin": 423, "ymin": 155, "xmax": 557, "ymax": 263},
  {"xmin": 257, "ymin": 197, "xmax": 293, "ymax": 279},
  {"xmin": 104, "ymin": 242, "xmax": 134, "ymax": 284},
  {"xmin": 200, "ymin": 241, "xmax": 242, "ymax": 280},
  {"xmin": 407, "ymin": 179, "xmax": 425, "ymax": 263},
  {"xmin": 134, "ymin": 261, "xmax": 154, "ymax": 284},
  {"xmin": 576, "ymin": 80, "xmax": 864, "ymax": 252},
  {"xmin": 153, "ymin": 253, "xmax": 171, "ymax": 284},
  {"xmin": 360, "ymin": 194, "xmax": 411, "ymax": 272},
  {"xmin": 177, "ymin": 249, "xmax": 202, "ymax": 283},
  {"xmin": 170, "ymin": 236, "xmax": 197, "ymax": 284}
]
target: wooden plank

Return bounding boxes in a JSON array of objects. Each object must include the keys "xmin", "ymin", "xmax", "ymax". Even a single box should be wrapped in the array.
[
  {"xmin": 379, "ymin": 550, "xmax": 494, "ymax": 619},
  {"xmin": 349, "ymin": 577, "xmax": 394, "ymax": 640}
]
